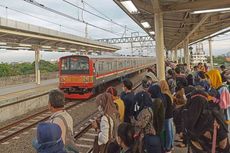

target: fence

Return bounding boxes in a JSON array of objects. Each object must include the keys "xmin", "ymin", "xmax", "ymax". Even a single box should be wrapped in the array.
[{"xmin": 0, "ymin": 72, "xmax": 58, "ymax": 87}]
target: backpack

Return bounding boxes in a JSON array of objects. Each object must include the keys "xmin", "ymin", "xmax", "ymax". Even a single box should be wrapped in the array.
[
  {"xmin": 51, "ymin": 115, "xmax": 79, "ymax": 153},
  {"xmin": 183, "ymin": 93, "xmax": 229, "ymax": 153}
]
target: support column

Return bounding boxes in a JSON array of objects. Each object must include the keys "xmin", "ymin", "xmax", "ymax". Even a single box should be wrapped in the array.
[
  {"xmin": 174, "ymin": 49, "xmax": 178, "ymax": 63},
  {"xmin": 170, "ymin": 50, "xmax": 173, "ymax": 61},
  {"xmin": 208, "ymin": 39, "xmax": 213, "ymax": 69},
  {"xmin": 154, "ymin": 12, "xmax": 165, "ymax": 80},
  {"xmin": 184, "ymin": 39, "xmax": 190, "ymax": 68},
  {"xmin": 180, "ymin": 49, "xmax": 183, "ymax": 64},
  {"xmin": 35, "ymin": 47, "xmax": 41, "ymax": 85}
]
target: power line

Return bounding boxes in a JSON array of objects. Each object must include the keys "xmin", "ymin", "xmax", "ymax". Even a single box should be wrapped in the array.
[
  {"xmin": 0, "ymin": 4, "xmax": 83, "ymax": 33},
  {"xmin": 82, "ymin": 0, "xmax": 111, "ymax": 20},
  {"xmin": 67, "ymin": 0, "xmax": 143, "ymax": 34},
  {"xmin": 22, "ymin": 0, "xmax": 122, "ymax": 36}
]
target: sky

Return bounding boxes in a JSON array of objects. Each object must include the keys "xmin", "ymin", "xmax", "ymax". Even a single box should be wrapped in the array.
[{"xmin": 0, "ymin": 0, "xmax": 229, "ymax": 63}]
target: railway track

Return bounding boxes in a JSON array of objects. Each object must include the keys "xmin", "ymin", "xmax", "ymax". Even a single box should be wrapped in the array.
[
  {"xmin": 0, "ymin": 100, "xmax": 85, "ymax": 144},
  {"xmin": 0, "ymin": 75, "xmax": 143, "ymax": 148},
  {"xmin": 73, "ymin": 82, "xmax": 142, "ymax": 153}
]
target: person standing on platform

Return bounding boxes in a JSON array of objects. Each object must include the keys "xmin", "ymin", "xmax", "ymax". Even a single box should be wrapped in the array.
[
  {"xmin": 106, "ymin": 87, "xmax": 125, "ymax": 122},
  {"xmin": 32, "ymin": 122, "xmax": 67, "ymax": 153},
  {"xmin": 159, "ymin": 80, "xmax": 174, "ymax": 153},
  {"xmin": 48, "ymin": 90, "xmax": 77, "ymax": 153},
  {"xmin": 220, "ymin": 65, "xmax": 228, "ymax": 83},
  {"xmin": 117, "ymin": 123, "xmax": 139, "ymax": 153},
  {"xmin": 145, "ymin": 72, "xmax": 159, "ymax": 86},
  {"xmin": 131, "ymin": 91, "xmax": 163, "ymax": 153},
  {"xmin": 120, "ymin": 79, "xmax": 135, "ymax": 123},
  {"xmin": 92, "ymin": 93, "xmax": 119, "ymax": 153},
  {"xmin": 166, "ymin": 69, "xmax": 176, "ymax": 94},
  {"xmin": 206, "ymin": 69, "xmax": 230, "ymax": 127}
]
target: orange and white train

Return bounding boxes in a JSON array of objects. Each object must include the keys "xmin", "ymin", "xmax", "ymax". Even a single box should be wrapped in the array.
[{"xmin": 59, "ymin": 55, "xmax": 154, "ymax": 99}]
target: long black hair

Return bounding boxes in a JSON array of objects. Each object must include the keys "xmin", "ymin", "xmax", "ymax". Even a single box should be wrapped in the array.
[{"xmin": 118, "ymin": 123, "xmax": 139, "ymax": 153}]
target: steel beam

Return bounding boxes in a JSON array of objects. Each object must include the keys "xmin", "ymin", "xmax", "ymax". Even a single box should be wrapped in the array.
[
  {"xmin": 162, "ymin": 0, "xmax": 230, "ymax": 12},
  {"xmin": 97, "ymin": 36, "xmax": 154, "ymax": 44},
  {"xmin": 208, "ymin": 39, "xmax": 213, "ymax": 69}
]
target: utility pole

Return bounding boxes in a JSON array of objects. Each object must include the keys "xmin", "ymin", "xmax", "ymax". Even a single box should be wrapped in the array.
[{"xmin": 85, "ymin": 23, "xmax": 88, "ymax": 38}]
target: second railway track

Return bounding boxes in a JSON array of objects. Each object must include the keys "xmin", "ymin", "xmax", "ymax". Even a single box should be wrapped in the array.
[
  {"xmin": 0, "ymin": 100, "xmax": 84, "ymax": 144},
  {"xmin": 73, "ymin": 82, "xmax": 142, "ymax": 153},
  {"xmin": 0, "ymin": 75, "xmax": 143, "ymax": 153}
]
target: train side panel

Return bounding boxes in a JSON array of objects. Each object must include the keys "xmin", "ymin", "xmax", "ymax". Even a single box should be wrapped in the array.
[{"xmin": 59, "ymin": 55, "xmax": 155, "ymax": 99}]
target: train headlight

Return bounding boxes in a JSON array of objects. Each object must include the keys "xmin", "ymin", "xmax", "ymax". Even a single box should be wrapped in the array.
[{"xmin": 82, "ymin": 76, "xmax": 89, "ymax": 83}]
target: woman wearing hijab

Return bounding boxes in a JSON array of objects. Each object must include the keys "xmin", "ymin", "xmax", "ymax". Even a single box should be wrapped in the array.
[
  {"xmin": 32, "ymin": 122, "xmax": 67, "ymax": 153},
  {"xmin": 160, "ymin": 80, "xmax": 174, "ymax": 153},
  {"xmin": 92, "ymin": 93, "xmax": 119, "ymax": 153},
  {"xmin": 148, "ymin": 84, "xmax": 167, "ymax": 108},
  {"xmin": 131, "ymin": 91, "xmax": 163, "ymax": 153},
  {"xmin": 206, "ymin": 69, "xmax": 230, "ymax": 126}
]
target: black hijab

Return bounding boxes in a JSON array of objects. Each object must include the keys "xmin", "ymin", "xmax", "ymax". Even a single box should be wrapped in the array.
[{"xmin": 134, "ymin": 91, "xmax": 153, "ymax": 117}]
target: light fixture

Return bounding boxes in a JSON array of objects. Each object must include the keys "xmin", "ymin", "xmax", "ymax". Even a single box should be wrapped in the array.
[
  {"xmin": 58, "ymin": 47, "xmax": 65, "ymax": 50},
  {"xmin": 191, "ymin": 7, "xmax": 230, "ymax": 14},
  {"xmin": 0, "ymin": 42, "xmax": 7, "ymax": 45},
  {"xmin": 41, "ymin": 45, "xmax": 51, "ymax": 49},
  {"xmin": 15, "ymin": 47, "xmax": 30, "ymax": 49},
  {"xmin": 121, "ymin": 0, "xmax": 139, "ymax": 14},
  {"xmin": 141, "ymin": 21, "xmax": 151, "ymax": 28},
  {"xmin": 70, "ymin": 48, "xmax": 77, "ymax": 51},
  {"xmin": 149, "ymin": 31, "xmax": 155, "ymax": 35},
  {"xmin": 19, "ymin": 44, "xmax": 32, "ymax": 47}
]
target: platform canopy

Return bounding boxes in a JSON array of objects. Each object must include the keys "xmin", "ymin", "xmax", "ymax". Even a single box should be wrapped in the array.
[
  {"xmin": 0, "ymin": 17, "xmax": 120, "ymax": 52},
  {"xmin": 114, "ymin": 0, "xmax": 230, "ymax": 50}
]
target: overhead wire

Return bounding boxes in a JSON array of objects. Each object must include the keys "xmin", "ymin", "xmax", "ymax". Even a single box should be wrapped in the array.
[
  {"xmin": 22, "ymin": 0, "xmax": 123, "ymax": 36},
  {"xmin": 64, "ymin": 0, "xmax": 143, "ymax": 34},
  {"xmin": 0, "ymin": 4, "xmax": 83, "ymax": 34}
]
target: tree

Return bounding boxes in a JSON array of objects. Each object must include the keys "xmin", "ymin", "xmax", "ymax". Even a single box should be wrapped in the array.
[{"xmin": 0, "ymin": 60, "xmax": 58, "ymax": 77}]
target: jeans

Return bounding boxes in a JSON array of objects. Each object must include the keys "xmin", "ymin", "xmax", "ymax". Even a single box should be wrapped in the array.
[
  {"xmin": 143, "ymin": 135, "xmax": 162, "ymax": 153},
  {"xmin": 164, "ymin": 118, "xmax": 174, "ymax": 151}
]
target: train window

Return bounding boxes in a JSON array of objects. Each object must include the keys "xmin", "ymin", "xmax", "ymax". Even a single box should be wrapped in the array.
[
  {"xmin": 119, "ymin": 61, "xmax": 123, "ymax": 68},
  {"xmin": 113, "ymin": 61, "xmax": 117, "ymax": 70},
  {"xmin": 99, "ymin": 62, "xmax": 103, "ymax": 73},
  {"xmin": 61, "ymin": 56, "xmax": 89, "ymax": 74}
]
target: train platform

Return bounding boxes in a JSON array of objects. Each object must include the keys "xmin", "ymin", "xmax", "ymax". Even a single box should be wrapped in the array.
[{"xmin": 0, "ymin": 78, "xmax": 58, "ymax": 106}]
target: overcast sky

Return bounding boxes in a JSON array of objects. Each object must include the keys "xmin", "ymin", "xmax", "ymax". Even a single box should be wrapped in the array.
[{"xmin": 0, "ymin": 0, "xmax": 229, "ymax": 63}]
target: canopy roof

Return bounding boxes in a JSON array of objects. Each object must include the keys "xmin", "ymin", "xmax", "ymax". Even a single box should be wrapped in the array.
[
  {"xmin": 0, "ymin": 17, "xmax": 120, "ymax": 52},
  {"xmin": 114, "ymin": 0, "xmax": 230, "ymax": 50}
]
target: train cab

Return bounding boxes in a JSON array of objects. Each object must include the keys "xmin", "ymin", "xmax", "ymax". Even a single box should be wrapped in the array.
[{"xmin": 59, "ymin": 55, "xmax": 94, "ymax": 99}]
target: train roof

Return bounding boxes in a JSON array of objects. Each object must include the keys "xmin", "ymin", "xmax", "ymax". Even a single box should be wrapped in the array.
[{"xmin": 60, "ymin": 54, "xmax": 154, "ymax": 59}]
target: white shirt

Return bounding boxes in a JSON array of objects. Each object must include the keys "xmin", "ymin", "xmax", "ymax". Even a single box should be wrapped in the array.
[{"xmin": 98, "ymin": 115, "xmax": 114, "ymax": 145}]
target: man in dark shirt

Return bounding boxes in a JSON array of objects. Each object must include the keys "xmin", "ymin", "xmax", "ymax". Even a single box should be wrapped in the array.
[
  {"xmin": 120, "ymin": 78, "xmax": 135, "ymax": 123},
  {"xmin": 175, "ymin": 67, "xmax": 188, "ymax": 92},
  {"xmin": 220, "ymin": 65, "xmax": 227, "ymax": 83}
]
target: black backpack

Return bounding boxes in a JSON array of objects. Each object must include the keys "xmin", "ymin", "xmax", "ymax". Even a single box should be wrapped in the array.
[{"xmin": 182, "ymin": 91, "xmax": 229, "ymax": 153}]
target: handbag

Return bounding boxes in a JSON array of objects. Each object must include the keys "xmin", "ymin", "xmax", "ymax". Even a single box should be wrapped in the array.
[{"xmin": 93, "ymin": 115, "xmax": 114, "ymax": 153}]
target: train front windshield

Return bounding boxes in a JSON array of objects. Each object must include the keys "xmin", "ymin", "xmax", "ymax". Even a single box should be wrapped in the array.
[{"xmin": 61, "ymin": 56, "xmax": 89, "ymax": 74}]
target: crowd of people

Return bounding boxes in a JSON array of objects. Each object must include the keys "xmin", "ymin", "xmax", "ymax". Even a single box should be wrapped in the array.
[{"xmin": 31, "ymin": 62, "xmax": 230, "ymax": 153}]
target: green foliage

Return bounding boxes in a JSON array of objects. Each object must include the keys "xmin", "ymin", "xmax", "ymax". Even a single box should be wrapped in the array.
[
  {"xmin": 0, "ymin": 60, "xmax": 58, "ymax": 77},
  {"xmin": 213, "ymin": 56, "xmax": 229, "ymax": 65}
]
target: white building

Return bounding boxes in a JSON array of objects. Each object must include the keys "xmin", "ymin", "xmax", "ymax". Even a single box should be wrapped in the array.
[{"xmin": 191, "ymin": 43, "xmax": 207, "ymax": 65}]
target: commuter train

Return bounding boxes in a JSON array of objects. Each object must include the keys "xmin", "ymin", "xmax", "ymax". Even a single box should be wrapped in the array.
[{"xmin": 59, "ymin": 55, "xmax": 155, "ymax": 99}]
